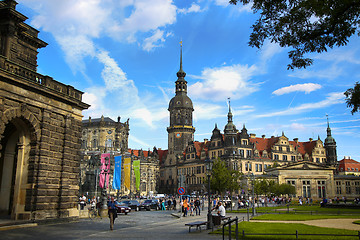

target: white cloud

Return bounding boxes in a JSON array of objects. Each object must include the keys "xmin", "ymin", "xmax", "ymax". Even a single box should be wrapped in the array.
[
  {"xmin": 193, "ymin": 102, "xmax": 224, "ymax": 121},
  {"xmin": 129, "ymin": 135, "xmax": 152, "ymax": 148},
  {"xmin": 272, "ymin": 83, "xmax": 322, "ymax": 96},
  {"xmin": 108, "ymin": 0, "xmax": 177, "ymax": 41},
  {"xmin": 289, "ymin": 123, "xmax": 306, "ymax": 131},
  {"xmin": 289, "ymin": 64, "xmax": 343, "ymax": 80},
  {"xmin": 256, "ymin": 92, "xmax": 344, "ymax": 118},
  {"xmin": 188, "ymin": 64, "xmax": 260, "ymax": 101},
  {"xmin": 233, "ymin": 106, "xmax": 256, "ymax": 116},
  {"xmin": 56, "ymin": 35, "xmax": 96, "ymax": 73},
  {"xmin": 178, "ymin": 3, "xmax": 203, "ymax": 14},
  {"xmin": 260, "ymin": 41, "xmax": 283, "ymax": 62},
  {"xmin": 130, "ymin": 107, "xmax": 168, "ymax": 129},
  {"xmin": 142, "ymin": 30, "xmax": 173, "ymax": 51},
  {"xmin": 22, "ymin": 0, "xmax": 178, "ymax": 71},
  {"xmin": 29, "ymin": 0, "xmax": 109, "ymax": 37},
  {"xmin": 314, "ymin": 48, "xmax": 360, "ymax": 65},
  {"xmin": 82, "ymin": 87, "xmax": 109, "ymax": 117},
  {"xmin": 96, "ymin": 50, "xmax": 137, "ymax": 94},
  {"xmin": 82, "ymin": 88, "xmax": 107, "ymax": 111}
]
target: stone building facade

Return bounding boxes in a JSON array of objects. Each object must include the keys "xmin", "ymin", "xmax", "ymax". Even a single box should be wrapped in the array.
[
  {"xmin": 79, "ymin": 116, "xmax": 161, "ymax": 198},
  {"xmin": 0, "ymin": 0, "xmax": 89, "ymax": 220},
  {"xmin": 81, "ymin": 116, "xmax": 129, "ymax": 153},
  {"xmin": 79, "ymin": 116, "xmax": 129, "ymax": 197},
  {"xmin": 338, "ymin": 157, "xmax": 360, "ymax": 176},
  {"xmin": 125, "ymin": 149, "xmax": 160, "ymax": 197},
  {"xmin": 160, "ymin": 93, "xmax": 360, "ymax": 200}
]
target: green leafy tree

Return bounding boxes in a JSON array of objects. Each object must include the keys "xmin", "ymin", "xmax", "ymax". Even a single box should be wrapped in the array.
[
  {"xmin": 254, "ymin": 178, "xmax": 270, "ymax": 196},
  {"xmin": 254, "ymin": 178, "xmax": 295, "ymax": 196},
  {"xmin": 345, "ymin": 82, "xmax": 360, "ymax": 114},
  {"xmin": 279, "ymin": 183, "xmax": 296, "ymax": 196},
  {"xmin": 209, "ymin": 159, "xmax": 243, "ymax": 197},
  {"xmin": 230, "ymin": 0, "xmax": 360, "ymax": 113}
]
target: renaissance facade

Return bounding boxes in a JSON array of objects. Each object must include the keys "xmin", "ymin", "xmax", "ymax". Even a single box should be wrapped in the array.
[{"xmin": 0, "ymin": 1, "xmax": 89, "ymax": 220}]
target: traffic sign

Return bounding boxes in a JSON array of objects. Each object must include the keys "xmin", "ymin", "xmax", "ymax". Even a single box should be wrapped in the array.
[{"xmin": 177, "ymin": 187, "xmax": 185, "ymax": 195}]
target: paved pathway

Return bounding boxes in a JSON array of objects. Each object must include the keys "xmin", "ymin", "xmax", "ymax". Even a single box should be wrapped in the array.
[{"xmin": 251, "ymin": 218, "xmax": 360, "ymax": 231}]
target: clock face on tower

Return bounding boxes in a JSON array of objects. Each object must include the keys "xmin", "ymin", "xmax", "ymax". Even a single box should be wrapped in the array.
[{"xmin": 175, "ymin": 133, "xmax": 182, "ymax": 138}]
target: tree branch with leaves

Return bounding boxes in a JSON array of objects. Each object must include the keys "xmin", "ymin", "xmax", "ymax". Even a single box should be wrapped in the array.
[{"xmin": 230, "ymin": 0, "xmax": 360, "ymax": 113}]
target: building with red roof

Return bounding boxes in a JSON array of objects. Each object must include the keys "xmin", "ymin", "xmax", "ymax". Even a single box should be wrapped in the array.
[{"xmin": 338, "ymin": 157, "xmax": 360, "ymax": 176}]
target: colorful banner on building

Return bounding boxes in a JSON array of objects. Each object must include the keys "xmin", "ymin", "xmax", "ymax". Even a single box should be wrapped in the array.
[
  {"xmin": 112, "ymin": 155, "xmax": 122, "ymax": 190},
  {"xmin": 133, "ymin": 160, "xmax": 140, "ymax": 191},
  {"xmin": 99, "ymin": 153, "xmax": 111, "ymax": 189},
  {"xmin": 124, "ymin": 157, "xmax": 131, "ymax": 190}
]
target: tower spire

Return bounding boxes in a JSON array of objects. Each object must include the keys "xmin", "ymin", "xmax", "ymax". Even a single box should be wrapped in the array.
[
  {"xmin": 180, "ymin": 40, "xmax": 183, "ymax": 72},
  {"xmin": 326, "ymin": 114, "xmax": 330, "ymax": 128},
  {"xmin": 227, "ymin": 97, "xmax": 233, "ymax": 123},
  {"xmin": 326, "ymin": 114, "xmax": 332, "ymax": 137},
  {"xmin": 176, "ymin": 41, "xmax": 186, "ymax": 79}
]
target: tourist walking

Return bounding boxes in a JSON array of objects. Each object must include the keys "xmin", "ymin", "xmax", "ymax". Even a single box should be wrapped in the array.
[
  {"xmin": 172, "ymin": 198, "xmax": 177, "ymax": 210},
  {"xmin": 182, "ymin": 198, "xmax": 188, "ymax": 217},
  {"xmin": 79, "ymin": 195, "xmax": 86, "ymax": 210},
  {"xmin": 194, "ymin": 197, "xmax": 201, "ymax": 215},
  {"xmin": 108, "ymin": 197, "xmax": 118, "ymax": 230}
]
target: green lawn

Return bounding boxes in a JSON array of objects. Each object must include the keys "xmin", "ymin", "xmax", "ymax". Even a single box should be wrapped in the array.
[
  {"xmin": 229, "ymin": 205, "xmax": 360, "ymax": 215},
  {"xmin": 252, "ymin": 214, "xmax": 360, "ymax": 221},
  {"xmin": 213, "ymin": 221, "xmax": 359, "ymax": 239}
]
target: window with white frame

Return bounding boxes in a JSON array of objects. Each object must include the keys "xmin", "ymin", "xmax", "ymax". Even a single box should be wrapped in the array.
[
  {"xmin": 302, "ymin": 180, "xmax": 311, "ymax": 198},
  {"xmin": 317, "ymin": 180, "xmax": 326, "ymax": 198}
]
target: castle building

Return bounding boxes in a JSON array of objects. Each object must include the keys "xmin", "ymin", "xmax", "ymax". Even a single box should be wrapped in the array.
[
  {"xmin": 0, "ymin": 0, "xmax": 89, "ymax": 220},
  {"xmin": 207, "ymin": 100, "xmax": 328, "ymax": 175},
  {"xmin": 166, "ymin": 97, "xmax": 360, "ymax": 200},
  {"xmin": 157, "ymin": 52, "xmax": 347, "ymax": 198}
]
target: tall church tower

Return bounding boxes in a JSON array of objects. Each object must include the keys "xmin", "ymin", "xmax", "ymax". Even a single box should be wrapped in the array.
[
  {"xmin": 167, "ymin": 44, "xmax": 195, "ymax": 156},
  {"xmin": 324, "ymin": 115, "xmax": 337, "ymax": 167}
]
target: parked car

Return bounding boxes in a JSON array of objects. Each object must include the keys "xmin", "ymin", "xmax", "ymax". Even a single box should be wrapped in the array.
[
  {"xmin": 119, "ymin": 200, "xmax": 141, "ymax": 211},
  {"xmin": 115, "ymin": 201, "xmax": 131, "ymax": 215},
  {"xmin": 140, "ymin": 199, "xmax": 159, "ymax": 211}
]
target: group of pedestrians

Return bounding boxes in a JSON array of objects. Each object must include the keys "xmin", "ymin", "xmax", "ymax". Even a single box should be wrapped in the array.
[
  {"xmin": 181, "ymin": 197, "xmax": 201, "ymax": 217},
  {"xmin": 158, "ymin": 197, "xmax": 177, "ymax": 210}
]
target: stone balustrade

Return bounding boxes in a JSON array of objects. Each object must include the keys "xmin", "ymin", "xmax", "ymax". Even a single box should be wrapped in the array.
[{"xmin": 0, "ymin": 55, "xmax": 83, "ymax": 101}]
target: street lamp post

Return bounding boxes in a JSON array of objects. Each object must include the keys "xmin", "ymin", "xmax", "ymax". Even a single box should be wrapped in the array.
[
  {"xmin": 205, "ymin": 158, "xmax": 213, "ymax": 230},
  {"xmin": 251, "ymin": 173, "xmax": 256, "ymax": 216}
]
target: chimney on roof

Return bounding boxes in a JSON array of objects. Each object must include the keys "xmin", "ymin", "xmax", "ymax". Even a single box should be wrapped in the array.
[
  {"xmin": 117, "ymin": 116, "xmax": 121, "ymax": 122},
  {"xmin": 250, "ymin": 133, "xmax": 256, "ymax": 138},
  {"xmin": 293, "ymin": 138, "xmax": 298, "ymax": 143},
  {"xmin": 262, "ymin": 135, "xmax": 265, "ymax": 139},
  {"xmin": 204, "ymin": 138, "xmax": 208, "ymax": 143},
  {"xmin": 271, "ymin": 136, "xmax": 274, "ymax": 138},
  {"xmin": 309, "ymin": 138, "xmax": 313, "ymax": 141},
  {"xmin": 158, "ymin": 148, "xmax": 162, "ymax": 150},
  {"xmin": 344, "ymin": 156, "xmax": 351, "ymax": 159},
  {"xmin": 89, "ymin": 116, "xmax": 91, "ymax": 123}
]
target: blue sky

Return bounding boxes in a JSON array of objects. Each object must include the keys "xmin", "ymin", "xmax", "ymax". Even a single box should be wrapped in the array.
[{"xmin": 17, "ymin": 0, "xmax": 360, "ymax": 160}]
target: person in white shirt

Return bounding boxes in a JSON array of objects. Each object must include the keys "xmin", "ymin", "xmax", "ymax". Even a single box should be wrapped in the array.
[{"xmin": 217, "ymin": 202, "xmax": 226, "ymax": 217}]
